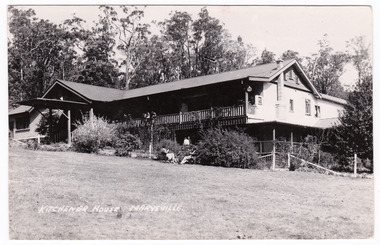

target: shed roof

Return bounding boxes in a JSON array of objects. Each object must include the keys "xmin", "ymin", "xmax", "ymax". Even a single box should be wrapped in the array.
[{"xmin": 9, "ymin": 105, "xmax": 33, "ymax": 116}]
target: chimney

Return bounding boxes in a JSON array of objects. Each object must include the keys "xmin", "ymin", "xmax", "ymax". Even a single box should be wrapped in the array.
[
  {"xmin": 275, "ymin": 58, "xmax": 286, "ymax": 120},
  {"xmin": 276, "ymin": 59, "xmax": 284, "ymax": 69}
]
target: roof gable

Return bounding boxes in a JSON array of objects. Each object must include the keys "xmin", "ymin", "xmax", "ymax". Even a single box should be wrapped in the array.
[
  {"xmin": 42, "ymin": 80, "xmax": 127, "ymax": 102},
  {"xmin": 282, "ymin": 66, "xmax": 312, "ymax": 92}
]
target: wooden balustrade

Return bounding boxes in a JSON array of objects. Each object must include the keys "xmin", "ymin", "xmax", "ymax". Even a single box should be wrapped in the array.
[{"xmin": 126, "ymin": 105, "xmax": 246, "ymax": 128}]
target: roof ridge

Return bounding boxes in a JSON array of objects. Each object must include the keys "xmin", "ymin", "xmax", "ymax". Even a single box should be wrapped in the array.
[
  {"xmin": 57, "ymin": 59, "xmax": 295, "ymax": 93},
  {"xmin": 57, "ymin": 79, "xmax": 126, "ymax": 92}
]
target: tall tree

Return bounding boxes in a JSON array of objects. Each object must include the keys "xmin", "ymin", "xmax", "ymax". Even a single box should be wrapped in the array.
[
  {"xmin": 75, "ymin": 6, "xmax": 121, "ymax": 88},
  {"xmin": 281, "ymin": 50, "xmax": 302, "ymax": 63},
  {"xmin": 346, "ymin": 36, "xmax": 372, "ymax": 83},
  {"xmin": 192, "ymin": 7, "xmax": 224, "ymax": 75},
  {"xmin": 329, "ymin": 35, "xmax": 373, "ymax": 164},
  {"xmin": 129, "ymin": 35, "xmax": 173, "ymax": 88},
  {"xmin": 305, "ymin": 35, "xmax": 349, "ymax": 98},
  {"xmin": 8, "ymin": 7, "xmax": 84, "ymax": 107},
  {"xmin": 331, "ymin": 74, "xmax": 373, "ymax": 163},
  {"xmin": 161, "ymin": 11, "xmax": 194, "ymax": 80},
  {"xmin": 255, "ymin": 49, "xmax": 276, "ymax": 65},
  {"xmin": 100, "ymin": 6, "xmax": 150, "ymax": 89},
  {"xmin": 219, "ymin": 35, "xmax": 257, "ymax": 71}
]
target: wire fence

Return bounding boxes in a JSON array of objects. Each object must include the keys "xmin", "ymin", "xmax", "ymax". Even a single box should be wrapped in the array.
[{"xmin": 251, "ymin": 140, "xmax": 372, "ymax": 176}]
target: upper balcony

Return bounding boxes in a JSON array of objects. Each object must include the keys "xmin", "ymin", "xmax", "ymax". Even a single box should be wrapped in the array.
[{"xmin": 126, "ymin": 105, "xmax": 247, "ymax": 130}]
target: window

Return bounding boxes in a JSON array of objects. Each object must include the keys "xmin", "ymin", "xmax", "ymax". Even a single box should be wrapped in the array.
[
  {"xmin": 289, "ymin": 99, "xmax": 294, "ymax": 112},
  {"xmin": 315, "ymin": 105, "xmax": 321, "ymax": 117},
  {"xmin": 256, "ymin": 95, "xmax": 263, "ymax": 105},
  {"xmin": 289, "ymin": 70, "xmax": 294, "ymax": 80},
  {"xmin": 305, "ymin": 99, "xmax": 311, "ymax": 116},
  {"xmin": 16, "ymin": 116, "xmax": 30, "ymax": 130}
]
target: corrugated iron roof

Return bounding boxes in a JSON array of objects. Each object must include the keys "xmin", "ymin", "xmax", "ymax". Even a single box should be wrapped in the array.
[
  {"xmin": 9, "ymin": 105, "xmax": 33, "ymax": 116},
  {"xmin": 54, "ymin": 59, "xmax": 294, "ymax": 102}
]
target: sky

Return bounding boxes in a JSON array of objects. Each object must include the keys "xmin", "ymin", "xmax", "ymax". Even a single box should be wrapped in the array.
[{"xmin": 11, "ymin": 4, "xmax": 372, "ymax": 88}]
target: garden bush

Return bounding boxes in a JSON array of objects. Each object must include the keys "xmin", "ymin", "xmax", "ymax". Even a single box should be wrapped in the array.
[
  {"xmin": 114, "ymin": 132, "xmax": 142, "ymax": 156},
  {"xmin": 72, "ymin": 116, "xmax": 116, "ymax": 153},
  {"xmin": 195, "ymin": 128, "xmax": 258, "ymax": 169}
]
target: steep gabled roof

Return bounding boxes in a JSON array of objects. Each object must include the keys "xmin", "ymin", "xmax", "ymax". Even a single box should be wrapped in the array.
[{"xmin": 9, "ymin": 105, "xmax": 33, "ymax": 116}]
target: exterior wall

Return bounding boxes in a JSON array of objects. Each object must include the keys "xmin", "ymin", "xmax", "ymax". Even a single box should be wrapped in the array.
[
  {"xmin": 9, "ymin": 110, "xmax": 44, "ymax": 140},
  {"xmin": 316, "ymin": 98, "xmax": 344, "ymax": 119},
  {"xmin": 247, "ymin": 82, "xmax": 345, "ymax": 128},
  {"xmin": 262, "ymin": 82, "xmax": 278, "ymax": 121}
]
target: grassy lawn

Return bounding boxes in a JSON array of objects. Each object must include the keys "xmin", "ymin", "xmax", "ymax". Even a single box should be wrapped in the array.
[{"xmin": 9, "ymin": 148, "xmax": 373, "ymax": 240}]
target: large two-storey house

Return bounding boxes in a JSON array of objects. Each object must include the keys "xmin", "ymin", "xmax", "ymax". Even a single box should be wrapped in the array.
[{"xmin": 15, "ymin": 59, "xmax": 346, "ymax": 150}]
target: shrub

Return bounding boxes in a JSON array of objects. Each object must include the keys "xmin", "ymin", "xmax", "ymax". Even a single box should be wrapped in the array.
[
  {"xmin": 114, "ymin": 133, "xmax": 142, "ymax": 156},
  {"xmin": 72, "ymin": 116, "xmax": 116, "ymax": 153},
  {"xmin": 195, "ymin": 128, "xmax": 258, "ymax": 169},
  {"xmin": 39, "ymin": 143, "xmax": 71, "ymax": 152}
]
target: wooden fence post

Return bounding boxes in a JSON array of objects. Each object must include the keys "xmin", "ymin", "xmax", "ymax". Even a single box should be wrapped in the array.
[
  {"xmin": 290, "ymin": 131, "xmax": 294, "ymax": 154},
  {"xmin": 287, "ymin": 153, "xmax": 290, "ymax": 169},
  {"xmin": 272, "ymin": 128, "xmax": 276, "ymax": 171},
  {"xmin": 149, "ymin": 122, "xmax": 154, "ymax": 158},
  {"xmin": 67, "ymin": 109, "xmax": 71, "ymax": 145},
  {"xmin": 89, "ymin": 108, "xmax": 94, "ymax": 129},
  {"xmin": 37, "ymin": 134, "xmax": 41, "ymax": 145},
  {"xmin": 354, "ymin": 153, "xmax": 357, "ymax": 175}
]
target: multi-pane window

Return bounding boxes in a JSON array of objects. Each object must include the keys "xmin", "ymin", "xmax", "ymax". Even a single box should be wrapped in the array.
[
  {"xmin": 289, "ymin": 99, "xmax": 294, "ymax": 112},
  {"xmin": 305, "ymin": 99, "xmax": 311, "ymax": 116},
  {"xmin": 315, "ymin": 105, "xmax": 321, "ymax": 117}
]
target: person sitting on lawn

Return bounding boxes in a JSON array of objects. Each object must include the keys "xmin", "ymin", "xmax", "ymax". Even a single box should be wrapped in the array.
[
  {"xmin": 180, "ymin": 149, "xmax": 196, "ymax": 165},
  {"xmin": 160, "ymin": 147, "xmax": 177, "ymax": 163}
]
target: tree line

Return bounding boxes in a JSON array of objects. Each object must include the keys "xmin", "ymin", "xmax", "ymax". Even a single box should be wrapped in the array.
[
  {"xmin": 8, "ymin": 6, "xmax": 373, "ymax": 162},
  {"xmin": 8, "ymin": 6, "xmax": 369, "ymax": 103}
]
